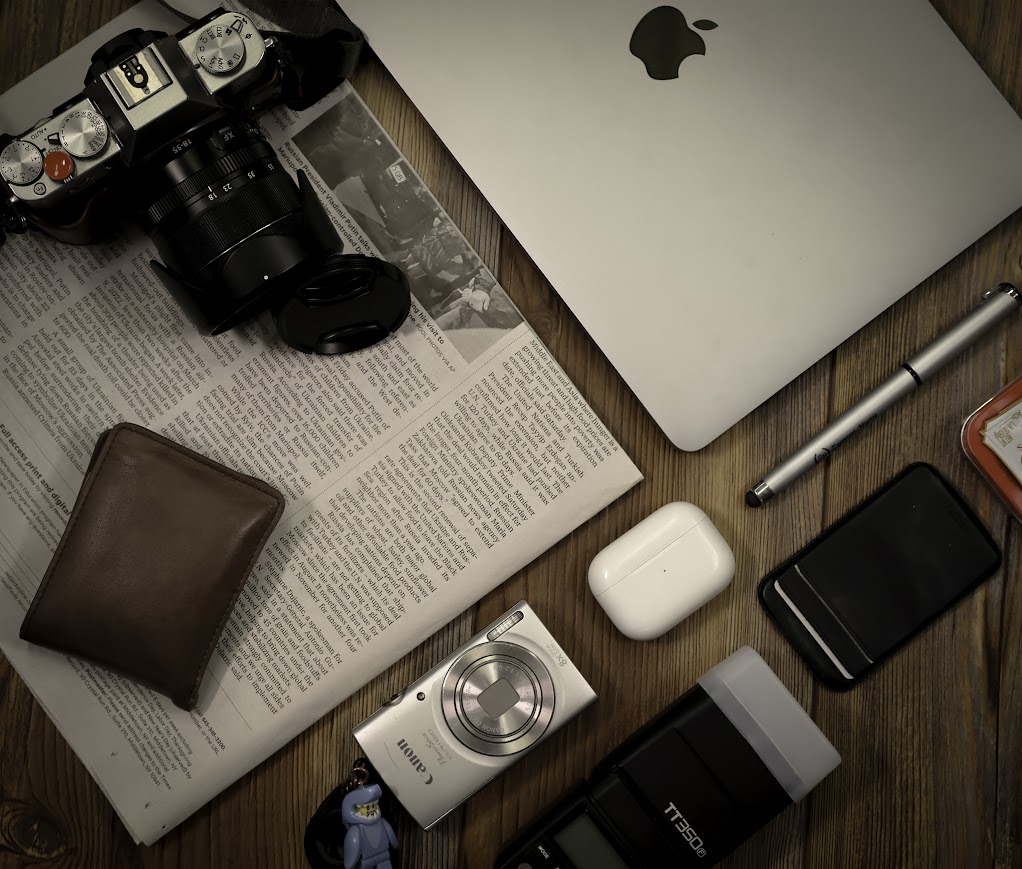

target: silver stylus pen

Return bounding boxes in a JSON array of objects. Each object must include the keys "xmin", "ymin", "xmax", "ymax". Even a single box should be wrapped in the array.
[{"xmin": 746, "ymin": 282, "xmax": 1022, "ymax": 507}]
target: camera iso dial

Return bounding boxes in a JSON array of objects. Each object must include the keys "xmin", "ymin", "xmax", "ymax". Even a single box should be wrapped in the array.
[{"xmin": 0, "ymin": 140, "xmax": 44, "ymax": 186}]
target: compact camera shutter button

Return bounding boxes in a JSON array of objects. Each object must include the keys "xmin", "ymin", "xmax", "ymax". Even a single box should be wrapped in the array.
[
  {"xmin": 58, "ymin": 109, "xmax": 109, "ymax": 158},
  {"xmin": 1, "ymin": 140, "xmax": 44, "ymax": 186},
  {"xmin": 43, "ymin": 151, "xmax": 75, "ymax": 183},
  {"xmin": 196, "ymin": 26, "xmax": 247, "ymax": 75}
]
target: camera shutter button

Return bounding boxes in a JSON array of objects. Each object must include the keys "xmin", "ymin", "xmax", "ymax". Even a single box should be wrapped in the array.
[{"xmin": 43, "ymin": 151, "xmax": 75, "ymax": 182}]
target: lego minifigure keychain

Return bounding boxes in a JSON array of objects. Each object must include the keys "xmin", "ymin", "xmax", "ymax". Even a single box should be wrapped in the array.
[{"xmin": 305, "ymin": 758, "xmax": 399, "ymax": 869}]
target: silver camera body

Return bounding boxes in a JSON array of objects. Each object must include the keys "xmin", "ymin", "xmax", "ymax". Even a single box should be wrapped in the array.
[
  {"xmin": 2, "ymin": 11, "xmax": 269, "ymax": 209},
  {"xmin": 353, "ymin": 602, "xmax": 597, "ymax": 829}
]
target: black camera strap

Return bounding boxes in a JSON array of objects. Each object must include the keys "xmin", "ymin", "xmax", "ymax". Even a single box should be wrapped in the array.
[{"xmin": 157, "ymin": 0, "xmax": 365, "ymax": 110}]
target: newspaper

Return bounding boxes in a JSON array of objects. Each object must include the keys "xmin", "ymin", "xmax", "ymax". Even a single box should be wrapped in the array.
[{"xmin": 0, "ymin": 10, "xmax": 642, "ymax": 844}]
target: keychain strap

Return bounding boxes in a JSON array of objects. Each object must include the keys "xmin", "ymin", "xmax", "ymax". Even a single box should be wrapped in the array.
[{"xmin": 305, "ymin": 757, "xmax": 399, "ymax": 869}]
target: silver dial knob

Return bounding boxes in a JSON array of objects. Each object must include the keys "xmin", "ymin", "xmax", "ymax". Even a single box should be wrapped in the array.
[
  {"xmin": 58, "ymin": 109, "xmax": 109, "ymax": 159},
  {"xmin": 196, "ymin": 24, "xmax": 247, "ymax": 76},
  {"xmin": 1, "ymin": 139, "xmax": 44, "ymax": 186}
]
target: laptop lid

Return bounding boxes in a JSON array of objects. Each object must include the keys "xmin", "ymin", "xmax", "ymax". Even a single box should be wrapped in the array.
[{"xmin": 338, "ymin": 0, "xmax": 1022, "ymax": 449}]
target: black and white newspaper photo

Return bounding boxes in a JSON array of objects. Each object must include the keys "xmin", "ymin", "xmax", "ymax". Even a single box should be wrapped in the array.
[{"xmin": 293, "ymin": 90, "xmax": 524, "ymax": 363}]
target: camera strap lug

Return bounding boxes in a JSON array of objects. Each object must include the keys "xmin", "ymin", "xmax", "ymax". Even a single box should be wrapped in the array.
[{"xmin": 1, "ymin": 195, "xmax": 29, "ymax": 247}]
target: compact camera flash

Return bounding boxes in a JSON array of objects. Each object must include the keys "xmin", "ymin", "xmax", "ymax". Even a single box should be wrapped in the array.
[{"xmin": 486, "ymin": 609, "xmax": 524, "ymax": 641}]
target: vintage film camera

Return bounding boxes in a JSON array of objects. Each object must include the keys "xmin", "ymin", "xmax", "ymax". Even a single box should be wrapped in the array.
[
  {"xmin": 0, "ymin": 7, "xmax": 410, "ymax": 354},
  {"xmin": 353, "ymin": 602, "xmax": 597, "ymax": 829}
]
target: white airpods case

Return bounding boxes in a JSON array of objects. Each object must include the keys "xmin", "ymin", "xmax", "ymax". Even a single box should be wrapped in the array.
[{"xmin": 588, "ymin": 502, "xmax": 735, "ymax": 640}]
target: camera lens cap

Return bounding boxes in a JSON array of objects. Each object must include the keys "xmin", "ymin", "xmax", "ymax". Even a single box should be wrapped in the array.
[{"xmin": 274, "ymin": 254, "xmax": 411, "ymax": 355}]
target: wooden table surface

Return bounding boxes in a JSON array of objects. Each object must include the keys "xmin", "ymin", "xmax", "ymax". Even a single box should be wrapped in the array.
[{"xmin": 2, "ymin": 1, "xmax": 1021, "ymax": 867}]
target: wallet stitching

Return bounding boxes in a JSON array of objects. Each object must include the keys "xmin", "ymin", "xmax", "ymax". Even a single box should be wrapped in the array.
[{"xmin": 23, "ymin": 423, "xmax": 285, "ymax": 709}]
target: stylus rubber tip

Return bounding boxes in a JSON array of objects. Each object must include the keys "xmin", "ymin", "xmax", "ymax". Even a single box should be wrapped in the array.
[{"xmin": 745, "ymin": 489, "xmax": 764, "ymax": 508}]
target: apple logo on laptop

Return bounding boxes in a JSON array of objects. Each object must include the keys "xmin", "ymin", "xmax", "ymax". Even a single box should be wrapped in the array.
[{"xmin": 630, "ymin": 6, "xmax": 718, "ymax": 80}]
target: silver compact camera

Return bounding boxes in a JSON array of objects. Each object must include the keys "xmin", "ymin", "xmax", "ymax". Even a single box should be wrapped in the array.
[{"xmin": 353, "ymin": 602, "xmax": 597, "ymax": 829}]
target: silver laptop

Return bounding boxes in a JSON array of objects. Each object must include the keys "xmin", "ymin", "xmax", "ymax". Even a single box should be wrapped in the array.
[{"xmin": 338, "ymin": 0, "xmax": 1022, "ymax": 450}]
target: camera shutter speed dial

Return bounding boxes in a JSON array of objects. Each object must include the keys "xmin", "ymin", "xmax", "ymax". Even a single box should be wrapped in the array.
[
  {"xmin": 196, "ymin": 25, "xmax": 246, "ymax": 75},
  {"xmin": 1, "ymin": 140, "xmax": 44, "ymax": 186},
  {"xmin": 58, "ymin": 109, "xmax": 109, "ymax": 159}
]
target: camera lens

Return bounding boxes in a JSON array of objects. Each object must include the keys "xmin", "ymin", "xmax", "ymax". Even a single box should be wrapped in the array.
[{"xmin": 138, "ymin": 115, "xmax": 329, "ymax": 333}]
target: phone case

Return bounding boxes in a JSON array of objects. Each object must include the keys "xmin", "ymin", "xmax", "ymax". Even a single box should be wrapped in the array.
[
  {"xmin": 758, "ymin": 463, "xmax": 1001, "ymax": 689},
  {"xmin": 962, "ymin": 374, "xmax": 1022, "ymax": 523}
]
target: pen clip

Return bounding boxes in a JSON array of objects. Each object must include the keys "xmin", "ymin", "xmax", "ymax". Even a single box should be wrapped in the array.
[{"xmin": 983, "ymin": 282, "xmax": 1020, "ymax": 303}]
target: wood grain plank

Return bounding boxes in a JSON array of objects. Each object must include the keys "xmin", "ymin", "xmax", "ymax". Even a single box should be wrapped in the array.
[
  {"xmin": 994, "ymin": 203, "xmax": 1022, "ymax": 869},
  {"xmin": 995, "ymin": 529, "xmax": 1022, "ymax": 869}
]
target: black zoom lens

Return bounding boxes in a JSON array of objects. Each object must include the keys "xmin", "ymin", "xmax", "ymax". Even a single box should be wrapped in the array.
[{"xmin": 139, "ymin": 116, "xmax": 331, "ymax": 334}]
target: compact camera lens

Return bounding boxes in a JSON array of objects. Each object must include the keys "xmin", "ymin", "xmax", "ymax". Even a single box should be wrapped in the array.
[
  {"xmin": 441, "ymin": 641, "xmax": 556, "ymax": 756},
  {"xmin": 139, "ymin": 115, "xmax": 326, "ymax": 334}
]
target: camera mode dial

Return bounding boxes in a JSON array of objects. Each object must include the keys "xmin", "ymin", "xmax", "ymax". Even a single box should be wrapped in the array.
[
  {"xmin": 58, "ymin": 109, "xmax": 109, "ymax": 159},
  {"xmin": 196, "ymin": 24, "xmax": 247, "ymax": 76},
  {"xmin": 1, "ymin": 140, "xmax": 43, "ymax": 186}
]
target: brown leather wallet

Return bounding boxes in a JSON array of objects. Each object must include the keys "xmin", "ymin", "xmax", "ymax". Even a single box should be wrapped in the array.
[{"xmin": 20, "ymin": 423, "xmax": 285, "ymax": 710}]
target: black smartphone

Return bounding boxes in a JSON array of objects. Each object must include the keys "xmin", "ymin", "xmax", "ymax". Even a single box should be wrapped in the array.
[{"xmin": 759, "ymin": 463, "xmax": 1001, "ymax": 689}]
